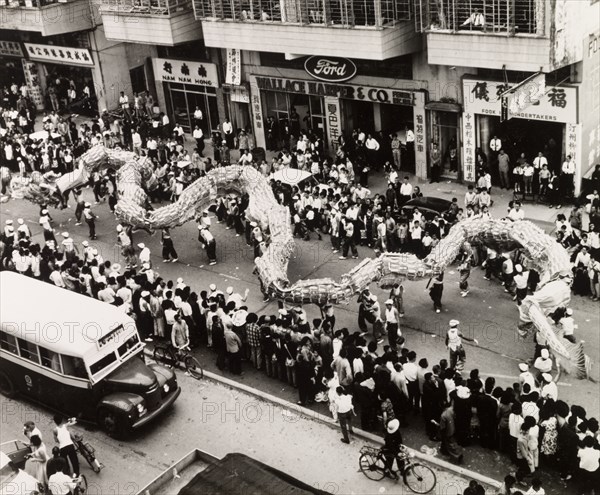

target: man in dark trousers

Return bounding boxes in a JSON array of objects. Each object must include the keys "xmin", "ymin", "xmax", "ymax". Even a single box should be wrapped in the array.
[
  {"xmin": 476, "ymin": 377, "xmax": 498, "ymax": 448},
  {"xmin": 422, "ymin": 371, "xmax": 445, "ymax": 440}
]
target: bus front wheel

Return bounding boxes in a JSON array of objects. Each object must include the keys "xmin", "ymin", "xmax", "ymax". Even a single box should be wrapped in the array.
[
  {"xmin": 97, "ymin": 408, "xmax": 125, "ymax": 439},
  {"xmin": 0, "ymin": 371, "xmax": 16, "ymax": 398}
]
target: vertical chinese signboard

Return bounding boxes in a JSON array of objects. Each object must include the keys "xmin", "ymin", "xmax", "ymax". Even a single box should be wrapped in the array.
[
  {"xmin": 324, "ymin": 96, "xmax": 340, "ymax": 150},
  {"xmin": 22, "ymin": 60, "xmax": 44, "ymax": 111},
  {"xmin": 412, "ymin": 92, "xmax": 427, "ymax": 179},
  {"xmin": 462, "ymin": 113, "xmax": 476, "ymax": 182},
  {"xmin": 225, "ymin": 48, "xmax": 242, "ymax": 86},
  {"xmin": 566, "ymin": 123, "xmax": 582, "ymax": 191},
  {"xmin": 249, "ymin": 80, "xmax": 265, "ymax": 148}
]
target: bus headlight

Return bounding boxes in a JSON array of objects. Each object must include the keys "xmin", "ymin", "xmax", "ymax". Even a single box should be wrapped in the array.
[{"xmin": 163, "ymin": 384, "xmax": 170, "ymax": 394}]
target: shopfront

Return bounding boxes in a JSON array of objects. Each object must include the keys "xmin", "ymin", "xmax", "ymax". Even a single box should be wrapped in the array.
[
  {"xmin": 16, "ymin": 43, "xmax": 97, "ymax": 114},
  {"xmin": 249, "ymin": 71, "xmax": 428, "ymax": 178},
  {"xmin": 426, "ymin": 101, "xmax": 462, "ymax": 180},
  {"xmin": 152, "ymin": 57, "xmax": 220, "ymax": 135},
  {"xmin": 462, "ymin": 77, "xmax": 580, "ymax": 189},
  {"xmin": 0, "ymin": 40, "xmax": 26, "ymax": 89}
]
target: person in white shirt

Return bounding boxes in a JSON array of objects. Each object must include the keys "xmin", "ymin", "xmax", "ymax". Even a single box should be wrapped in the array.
[
  {"xmin": 523, "ymin": 162, "xmax": 535, "ymax": 194},
  {"xmin": 334, "ymin": 386, "xmax": 355, "ymax": 443},
  {"xmin": 137, "ymin": 243, "xmax": 151, "ymax": 266},
  {"xmin": 533, "ymin": 152, "xmax": 547, "ymax": 170},
  {"xmin": 226, "ymin": 286, "xmax": 249, "ymax": 308},
  {"xmin": 540, "ymin": 373, "xmax": 558, "ymax": 401},
  {"xmin": 399, "ymin": 177, "xmax": 413, "ymax": 205},
  {"xmin": 131, "ymin": 130, "xmax": 142, "ymax": 155},
  {"xmin": 561, "ymin": 155, "xmax": 576, "ymax": 198},
  {"xmin": 508, "ymin": 202, "xmax": 525, "ymax": 222},
  {"xmin": 575, "ymin": 246, "xmax": 591, "ymax": 268},
  {"xmin": 193, "ymin": 106, "xmax": 203, "ymax": 128},
  {"xmin": 48, "ymin": 468, "xmax": 77, "ymax": 495},
  {"xmin": 193, "ymin": 126, "xmax": 204, "ymax": 155},
  {"xmin": 578, "ymin": 436, "xmax": 600, "ymax": 476}
]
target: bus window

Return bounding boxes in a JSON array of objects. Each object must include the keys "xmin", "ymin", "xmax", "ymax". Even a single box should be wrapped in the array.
[
  {"xmin": 61, "ymin": 355, "xmax": 87, "ymax": 379},
  {"xmin": 117, "ymin": 335, "xmax": 140, "ymax": 358},
  {"xmin": 0, "ymin": 331, "xmax": 19, "ymax": 355},
  {"xmin": 89, "ymin": 352, "xmax": 117, "ymax": 376},
  {"xmin": 40, "ymin": 347, "xmax": 63, "ymax": 373},
  {"xmin": 17, "ymin": 338, "xmax": 39, "ymax": 364}
]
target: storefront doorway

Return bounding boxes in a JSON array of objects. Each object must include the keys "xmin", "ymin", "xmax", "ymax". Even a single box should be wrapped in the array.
[
  {"xmin": 480, "ymin": 115, "xmax": 564, "ymax": 174},
  {"xmin": 163, "ymin": 82, "xmax": 219, "ymax": 135},
  {"xmin": 261, "ymin": 90, "xmax": 326, "ymax": 147},
  {"xmin": 41, "ymin": 63, "xmax": 96, "ymax": 116},
  {"xmin": 429, "ymin": 110, "xmax": 461, "ymax": 180}
]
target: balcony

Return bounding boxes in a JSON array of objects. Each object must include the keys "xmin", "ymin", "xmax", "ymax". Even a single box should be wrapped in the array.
[
  {"xmin": 193, "ymin": 0, "xmax": 421, "ymax": 60},
  {"xmin": 99, "ymin": 0, "xmax": 202, "ymax": 45},
  {"xmin": 415, "ymin": 0, "xmax": 552, "ymax": 71},
  {"xmin": 0, "ymin": 0, "xmax": 95, "ymax": 36}
]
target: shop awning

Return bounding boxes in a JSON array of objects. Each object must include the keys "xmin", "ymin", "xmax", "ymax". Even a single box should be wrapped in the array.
[{"xmin": 425, "ymin": 101, "xmax": 462, "ymax": 113}]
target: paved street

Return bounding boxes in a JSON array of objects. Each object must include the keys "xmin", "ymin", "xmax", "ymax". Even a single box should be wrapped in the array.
[
  {"xmin": 0, "ymin": 371, "xmax": 476, "ymax": 495},
  {"xmin": 1, "ymin": 157, "xmax": 598, "ymax": 493}
]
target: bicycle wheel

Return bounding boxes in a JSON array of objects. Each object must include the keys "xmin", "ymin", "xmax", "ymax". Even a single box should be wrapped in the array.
[
  {"xmin": 74, "ymin": 474, "xmax": 88, "ymax": 495},
  {"xmin": 403, "ymin": 462, "xmax": 436, "ymax": 494},
  {"xmin": 154, "ymin": 346, "xmax": 176, "ymax": 368},
  {"xmin": 77, "ymin": 442, "xmax": 96, "ymax": 471},
  {"xmin": 184, "ymin": 355, "xmax": 204, "ymax": 379},
  {"xmin": 359, "ymin": 453, "xmax": 386, "ymax": 481}
]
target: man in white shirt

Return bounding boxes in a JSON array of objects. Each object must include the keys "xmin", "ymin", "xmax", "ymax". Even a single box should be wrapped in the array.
[
  {"xmin": 119, "ymin": 91, "xmax": 129, "ymax": 117},
  {"xmin": 561, "ymin": 155, "xmax": 576, "ymax": 197},
  {"xmin": 137, "ymin": 243, "xmax": 151, "ymax": 266},
  {"xmin": 226, "ymin": 286, "xmax": 249, "ymax": 309},
  {"xmin": 193, "ymin": 126, "xmax": 204, "ymax": 155},
  {"xmin": 365, "ymin": 134, "xmax": 380, "ymax": 167},
  {"xmin": 222, "ymin": 118, "xmax": 234, "ymax": 148},
  {"xmin": 540, "ymin": 373, "xmax": 558, "ymax": 401},
  {"xmin": 399, "ymin": 176, "xmax": 413, "ymax": 205},
  {"xmin": 508, "ymin": 202, "xmax": 525, "ymax": 221},
  {"xmin": 193, "ymin": 106, "xmax": 203, "ymax": 128},
  {"xmin": 131, "ymin": 129, "xmax": 142, "ymax": 155}
]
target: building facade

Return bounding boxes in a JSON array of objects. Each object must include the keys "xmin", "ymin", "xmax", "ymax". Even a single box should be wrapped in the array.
[{"xmin": 2, "ymin": 0, "xmax": 598, "ymax": 190}]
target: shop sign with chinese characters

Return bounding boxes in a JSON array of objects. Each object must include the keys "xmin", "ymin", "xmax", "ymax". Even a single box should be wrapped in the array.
[
  {"xmin": 462, "ymin": 112, "xmax": 476, "ymax": 182},
  {"xmin": 463, "ymin": 79, "xmax": 577, "ymax": 123},
  {"xmin": 412, "ymin": 92, "xmax": 427, "ymax": 180},
  {"xmin": 152, "ymin": 58, "xmax": 219, "ymax": 88},
  {"xmin": 24, "ymin": 43, "xmax": 93, "ymax": 67},
  {"xmin": 22, "ymin": 60, "xmax": 44, "ymax": 111},
  {"xmin": 225, "ymin": 48, "xmax": 241, "ymax": 86},
  {"xmin": 324, "ymin": 96, "xmax": 341, "ymax": 148},
  {"xmin": 0, "ymin": 40, "xmax": 23, "ymax": 58}
]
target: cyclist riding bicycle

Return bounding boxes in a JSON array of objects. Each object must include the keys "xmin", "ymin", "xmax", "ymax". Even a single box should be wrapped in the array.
[
  {"xmin": 47, "ymin": 466, "xmax": 79, "ymax": 495},
  {"xmin": 171, "ymin": 312, "xmax": 190, "ymax": 359},
  {"xmin": 382, "ymin": 419, "xmax": 405, "ymax": 479}
]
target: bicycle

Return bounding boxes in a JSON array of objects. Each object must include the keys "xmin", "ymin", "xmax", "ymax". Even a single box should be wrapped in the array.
[
  {"xmin": 48, "ymin": 474, "xmax": 88, "ymax": 495},
  {"xmin": 61, "ymin": 419, "xmax": 103, "ymax": 473},
  {"xmin": 153, "ymin": 344, "xmax": 203, "ymax": 379},
  {"xmin": 358, "ymin": 445, "xmax": 436, "ymax": 494}
]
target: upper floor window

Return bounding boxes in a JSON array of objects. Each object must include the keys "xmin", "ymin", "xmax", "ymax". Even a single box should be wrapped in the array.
[
  {"xmin": 415, "ymin": 0, "xmax": 545, "ymax": 36},
  {"xmin": 194, "ymin": 0, "xmax": 411, "ymax": 27}
]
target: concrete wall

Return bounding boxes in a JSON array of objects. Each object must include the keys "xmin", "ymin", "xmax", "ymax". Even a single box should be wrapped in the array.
[
  {"xmin": 426, "ymin": 31, "xmax": 552, "ymax": 72},
  {"xmin": 200, "ymin": 20, "xmax": 421, "ymax": 60},
  {"xmin": 101, "ymin": 10, "xmax": 202, "ymax": 46}
]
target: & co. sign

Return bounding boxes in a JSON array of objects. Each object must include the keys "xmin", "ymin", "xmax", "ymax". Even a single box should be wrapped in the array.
[{"xmin": 304, "ymin": 56, "xmax": 357, "ymax": 83}]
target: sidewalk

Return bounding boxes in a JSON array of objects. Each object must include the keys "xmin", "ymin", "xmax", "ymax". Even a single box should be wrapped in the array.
[{"xmin": 142, "ymin": 343, "xmax": 580, "ymax": 495}]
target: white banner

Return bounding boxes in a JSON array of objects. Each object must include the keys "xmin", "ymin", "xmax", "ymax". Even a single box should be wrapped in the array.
[
  {"xmin": 463, "ymin": 78, "xmax": 577, "ymax": 123},
  {"xmin": 230, "ymin": 86, "xmax": 249, "ymax": 103},
  {"xmin": 24, "ymin": 43, "xmax": 93, "ymax": 67},
  {"xmin": 506, "ymin": 73, "xmax": 546, "ymax": 119},
  {"xmin": 462, "ymin": 112, "xmax": 476, "ymax": 182},
  {"xmin": 152, "ymin": 58, "xmax": 219, "ymax": 87},
  {"xmin": 225, "ymin": 48, "xmax": 242, "ymax": 86},
  {"xmin": 324, "ymin": 96, "xmax": 341, "ymax": 149},
  {"xmin": 22, "ymin": 60, "xmax": 44, "ymax": 111}
]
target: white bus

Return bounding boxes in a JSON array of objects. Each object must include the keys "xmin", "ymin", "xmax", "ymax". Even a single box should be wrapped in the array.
[{"xmin": 0, "ymin": 272, "xmax": 180, "ymax": 438}]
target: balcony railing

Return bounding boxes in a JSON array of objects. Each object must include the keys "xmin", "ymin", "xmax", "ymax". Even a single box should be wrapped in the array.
[
  {"xmin": 1, "ymin": 0, "xmax": 77, "ymax": 6},
  {"xmin": 99, "ymin": 0, "xmax": 191, "ymax": 15},
  {"xmin": 414, "ymin": 0, "xmax": 545, "ymax": 35},
  {"xmin": 194, "ymin": 0, "xmax": 411, "ymax": 27}
]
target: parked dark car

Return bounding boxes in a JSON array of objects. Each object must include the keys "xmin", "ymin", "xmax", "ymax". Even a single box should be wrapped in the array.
[{"xmin": 401, "ymin": 196, "xmax": 452, "ymax": 221}]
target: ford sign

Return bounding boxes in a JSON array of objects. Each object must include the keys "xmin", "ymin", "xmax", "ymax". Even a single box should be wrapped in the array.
[{"xmin": 304, "ymin": 56, "xmax": 357, "ymax": 83}]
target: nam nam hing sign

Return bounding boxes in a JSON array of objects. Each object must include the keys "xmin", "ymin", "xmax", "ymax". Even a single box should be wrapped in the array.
[{"xmin": 304, "ymin": 56, "xmax": 357, "ymax": 83}]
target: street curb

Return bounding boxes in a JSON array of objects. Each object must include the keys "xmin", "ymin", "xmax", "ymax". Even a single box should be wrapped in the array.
[{"xmin": 145, "ymin": 348, "xmax": 502, "ymax": 489}]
